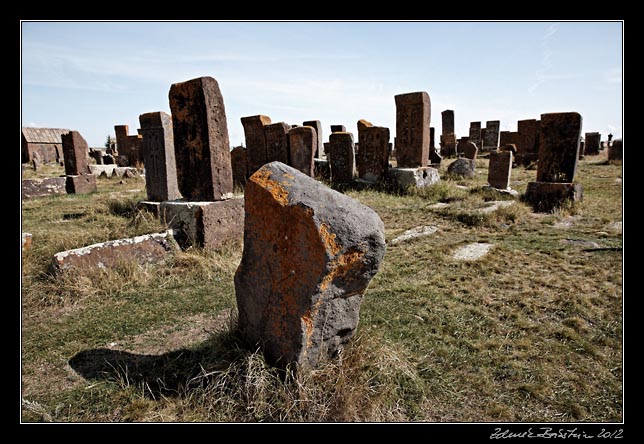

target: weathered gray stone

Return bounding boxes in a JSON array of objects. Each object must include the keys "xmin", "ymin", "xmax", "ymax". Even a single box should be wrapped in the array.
[
  {"xmin": 61, "ymin": 131, "xmax": 90, "ymax": 176},
  {"xmin": 536, "ymin": 112, "xmax": 582, "ymax": 183},
  {"xmin": 169, "ymin": 76, "xmax": 233, "ymax": 201},
  {"xmin": 234, "ymin": 162, "xmax": 386, "ymax": 369},
  {"xmin": 65, "ymin": 174, "xmax": 97, "ymax": 194},
  {"xmin": 390, "ymin": 226, "xmax": 438, "ymax": 245},
  {"xmin": 50, "ymin": 230, "xmax": 177, "ymax": 274},
  {"xmin": 447, "ymin": 158, "xmax": 476, "ymax": 178},
  {"xmin": 608, "ymin": 139, "xmax": 622, "ymax": 161},
  {"xmin": 328, "ymin": 132, "xmax": 355, "ymax": 184},
  {"xmin": 524, "ymin": 181, "xmax": 583, "ymax": 212},
  {"xmin": 452, "ymin": 243, "xmax": 493, "ymax": 261},
  {"xmin": 386, "ymin": 167, "xmax": 440, "ymax": 189},
  {"xmin": 139, "ymin": 111, "xmax": 182, "ymax": 202},
  {"xmin": 288, "ymin": 126, "xmax": 316, "ymax": 176},
  {"xmin": 488, "ymin": 150, "xmax": 513, "ymax": 189},
  {"xmin": 160, "ymin": 197, "xmax": 244, "ymax": 250},
  {"xmin": 394, "ymin": 91, "xmax": 430, "ymax": 167},
  {"xmin": 303, "ymin": 120, "xmax": 323, "ymax": 158},
  {"xmin": 356, "ymin": 126, "xmax": 390, "ymax": 182},
  {"xmin": 22, "ymin": 177, "xmax": 67, "ymax": 199},
  {"xmin": 242, "ymin": 115, "xmax": 272, "ymax": 176}
]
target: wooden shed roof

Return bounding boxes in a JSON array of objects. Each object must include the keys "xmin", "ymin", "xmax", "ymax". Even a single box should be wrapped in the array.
[{"xmin": 22, "ymin": 127, "xmax": 71, "ymax": 144}]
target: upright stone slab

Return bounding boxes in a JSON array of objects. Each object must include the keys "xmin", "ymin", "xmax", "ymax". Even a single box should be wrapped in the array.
[
  {"xmin": 536, "ymin": 112, "xmax": 582, "ymax": 183},
  {"xmin": 357, "ymin": 119, "xmax": 372, "ymax": 136},
  {"xmin": 234, "ymin": 162, "xmax": 386, "ymax": 369},
  {"xmin": 331, "ymin": 125, "xmax": 346, "ymax": 133},
  {"xmin": 584, "ymin": 132, "xmax": 601, "ymax": 155},
  {"xmin": 500, "ymin": 131, "xmax": 520, "ymax": 148},
  {"xmin": 303, "ymin": 120, "xmax": 323, "ymax": 158},
  {"xmin": 469, "ymin": 122, "xmax": 482, "ymax": 148},
  {"xmin": 578, "ymin": 139, "xmax": 586, "ymax": 159},
  {"xmin": 265, "ymin": 122, "xmax": 291, "ymax": 165},
  {"xmin": 608, "ymin": 139, "xmax": 623, "ymax": 161},
  {"xmin": 461, "ymin": 142, "xmax": 478, "ymax": 160},
  {"xmin": 357, "ymin": 126, "xmax": 390, "ymax": 182},
  {"xmin": 139, "ymin": 111, "xmax": 182, "ymax": 202},
  {"xmin": 430, "ymin": 127, "xmax": 436, "ymax": 150},
  {"xmin": 516, "ymin": 120, "xmax": 540, "ymax": 165},
  {"xmin": 288, "ymin": 126, "xmax": 316, "ymax": 177},
  {"xmin": 61, "ymin": 131, "xmax": 90, "ymax": 176},
  {"xmin": 483, "ymin": 120, "xmax": 500, "ymax": 150},
  {"xmin": 66, "ymin": 174, "xmax": 97, "ymax": 194},
  {"xmin": 441, "ymin": 133, "xmax": 457, "ymax": 157},
  {"xmin": 230, "ymin": 146, "xmax": 248, "ymax": 189},
  {"xmin": 242, "ymin": 115, "xmax": 272, "ymax": 175},
  {"xmin": 488, "ymin": 150, "xmax": 513, "ymax": 189},
  {"xmin": 441, "ymin": 110, "xmax": 455, "ymax": 135},
  {"xmin": 394, "ymin": 91, "xmax": 430, "ymax": 168},
  {"xmin": 328, "ymin": 132, "xmax": 355, "ymax": 184},
  {"xmin": 169, "ymin": 76, "xmax": 233, "ymax": 201}
]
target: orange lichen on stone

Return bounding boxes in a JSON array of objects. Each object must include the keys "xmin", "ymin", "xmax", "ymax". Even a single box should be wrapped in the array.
[
  {"xmin": 320, "ymin": 248, "xmax": 366, "ymax": 292},
  {"xmin": 250, "ymin": 168, "xmax": 290, "ymax": 206},
  {"xmin": 319, "ymin": 223, "xmax": 341, "ymax": 256}
]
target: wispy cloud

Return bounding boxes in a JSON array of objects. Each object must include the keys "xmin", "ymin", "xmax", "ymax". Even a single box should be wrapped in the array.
[{"xmin": 528, "ymin": 24, "xmax": 580, "ymax": 93}]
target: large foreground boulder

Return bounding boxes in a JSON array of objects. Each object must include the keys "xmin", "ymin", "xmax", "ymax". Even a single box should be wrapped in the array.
[{"xmin": 234, "ymin": 162, "xmax": 386, "ymax": 369}]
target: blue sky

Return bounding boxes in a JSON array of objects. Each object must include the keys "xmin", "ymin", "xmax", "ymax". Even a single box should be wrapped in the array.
[{"xmin": 21, "ymin": 21, "xmax": 623, "ymax": 148}]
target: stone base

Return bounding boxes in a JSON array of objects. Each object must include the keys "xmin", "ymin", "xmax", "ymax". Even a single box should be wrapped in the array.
[
  {"xmin": 137, "ymin": 201, "xmax": 161, "ymax": 217},
  {"xmin": 50, "ymin": 230, "xmax": 178, "ymax": 274},
  {"xmin": 66, "ymin": 174, "xmax": 97, "ymax": 194},
  {"xmin": 314, "ymin": 158, "xmax": 330, "ymax": 180},
  {"xmin": 524, "ymin": 182, "xmax": 583, "ymax": 212},
  {"xmin": 22, "ymin": 177, "xmax": 67, "ymax": 199},
  {"xmin": 386, "ymin": 167, "xmax": 440, "ymax": 189},
  {"xmin": 482, "ymin": 185, "xmax": 519, "ymax": 197},
  {"xmin": 160, "ymin": 197, "xmax": 244, "ymax": 250}
]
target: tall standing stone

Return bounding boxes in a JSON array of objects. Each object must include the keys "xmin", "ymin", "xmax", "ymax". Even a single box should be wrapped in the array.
[
  {"xmin": 430, "ymin": 127, "xmax": 436, "ymax": 149},
  {"xmin": 61, "ymin": 131, "xmax": 90, "ymax": 176},
  {"xmin": 441, "ymin": 110, "xmax": 455, "ymax": 135},
  {"xmin": 328, "ymin": 132, "xmax": 355, "ymax": 184},
  {"xmin": 265, "ymin": 122, "xmax": 291, "ymax": 165},
  {"xmin": 242, "ymin": 115, "xmax": 272, "ymax": 176},
  {"xmin": 139, "ymin": 111, "xmax": 182, "ymax": 202},
  {"xmin": 584, "ymin": 132, "xmax": 601, "ymax": 155},
  {"xmin": 488, "ymin": 150, "xmax": 513, "ymax": 189},
  {"xmin": 608, "ymin": 139, "xmax": 622, "ymax": 161},
  {"xmin": 517, "ymin": 119, "xmax": 540, "ymax": 165},
  {"xmin": 169, "ymin": 76, "xmax": 233, "ymax": 201},
  {"xmin": 288, "ymin": 126, "xmax": 316, "ymax": 177},
  {"xmin": 536, "ymin": 113, "xmax": 582, "ymax": 183},
  {"xmin": 483, "ymin": 120, "xmax": 500, "ymax": 150},
  {"xmin": 469, "ymin": 122, "xmax": 482, "ymax": 148},
  {"xmin": 394, "ymin": 91, "xmax": 430, "ymax": 168},
  {"xmin": 234, "ymin": 162, "xmax": 386, "ymax": 369},
  {"xmin": 230, "ymin": 146, "xmax": 248, "ymax": 189},
  {"xmin": 303, "ymin": 120, "xmax": 323, "ymax": 158},
  {"xmin": 357, "ymin": 126, "xmax": 390, "ymax": 182}
]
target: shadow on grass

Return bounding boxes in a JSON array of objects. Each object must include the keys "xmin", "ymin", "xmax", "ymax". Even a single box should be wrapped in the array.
[{"xmin": 68, "ymin": 328, "xmax": 256, "ymax": 397}]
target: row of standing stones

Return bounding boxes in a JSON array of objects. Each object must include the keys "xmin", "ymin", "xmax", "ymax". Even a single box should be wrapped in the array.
[{"xmin": 39, "ymin": 75, "xmax": 621, "ymax": 370}]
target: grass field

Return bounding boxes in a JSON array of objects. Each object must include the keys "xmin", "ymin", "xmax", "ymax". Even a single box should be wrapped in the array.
[{"xmin": 20, "ymin": 153, "xmax": 622, "ymax": 422}]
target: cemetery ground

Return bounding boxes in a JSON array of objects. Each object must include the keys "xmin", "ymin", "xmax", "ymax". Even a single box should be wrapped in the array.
[{"xmin": 21, "ymin": 155, "xmax": 622, "ymax": 422}]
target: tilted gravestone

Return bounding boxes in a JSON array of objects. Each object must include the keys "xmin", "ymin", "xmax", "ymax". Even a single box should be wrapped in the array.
[
  {"xmin": 234, "ymin": 162, "xmax": 386, "ymax": 369},
  {"xmin": 139, "ymin": 111, "xmax": 182, "ymax": 202},
  {"xmin": 169, "ymin": 76, "xmax": 233, "ymax": 201},
  {"xmin": 394, "ymin": 91, "xmax": 430, "ymax": 167},
  {"xmin": 62, "ymin": 131, "xmax": 90, "ymax": 176},
  {"xmin": 461, "ymin": 141, "xmax": 478, "ymax": 160}
]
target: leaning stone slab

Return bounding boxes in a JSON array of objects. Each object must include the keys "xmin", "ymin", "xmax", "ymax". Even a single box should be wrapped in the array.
[
  {"xmin": 160, "ymin": 197, "xmax": 244, "ymax": 250},
  {"xmin": 386, "ymin": 167, "xmax": 440, "ymax": 189},
  {"xmin": 50, "ymin": 230, "xmax": 178, "ymax": 274},
  {"xmin": 234, "ymin": 162, "xmax": 386, "ymax": 369},
  {"xmin": 66, "ymin": 174, "xmax": 97, "ymax": 194},
  {"xmin": 22, "ymin": 177, "xmax": 67, "ymax": 199},
  {"xmin": 524, "ymin": 182, "xmax": 583, "ymax": 212}
]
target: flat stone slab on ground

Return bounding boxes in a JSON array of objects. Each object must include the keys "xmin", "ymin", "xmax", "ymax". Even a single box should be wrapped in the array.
[
  {"xmin": 452, "ymin": 242, "xmax": 493, "ymax": 261},
  {"xmin": 386, "ymin": 166, "xmax": 440, "ymax": 189},
  {"xmin": 390, "ymin": 225, "xmax": 438, "ymax": 244},
  {"xmin": 606, "ymin": 221, "xmax": 622, "ymax": 233},
  {"xmin": 50, "ymin": 230, "xmax": 178, "ymax": 274},
  {"xmin": 476, "ymin": 200, "xmax": 515, "ymax": 214},
  {"xmin": 428, "ymin": 202, "xmax": 451, "ymax": 209},
  {"xmin": 22, "ymin": 177, "xmax": 67, "ymax": 199}
]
